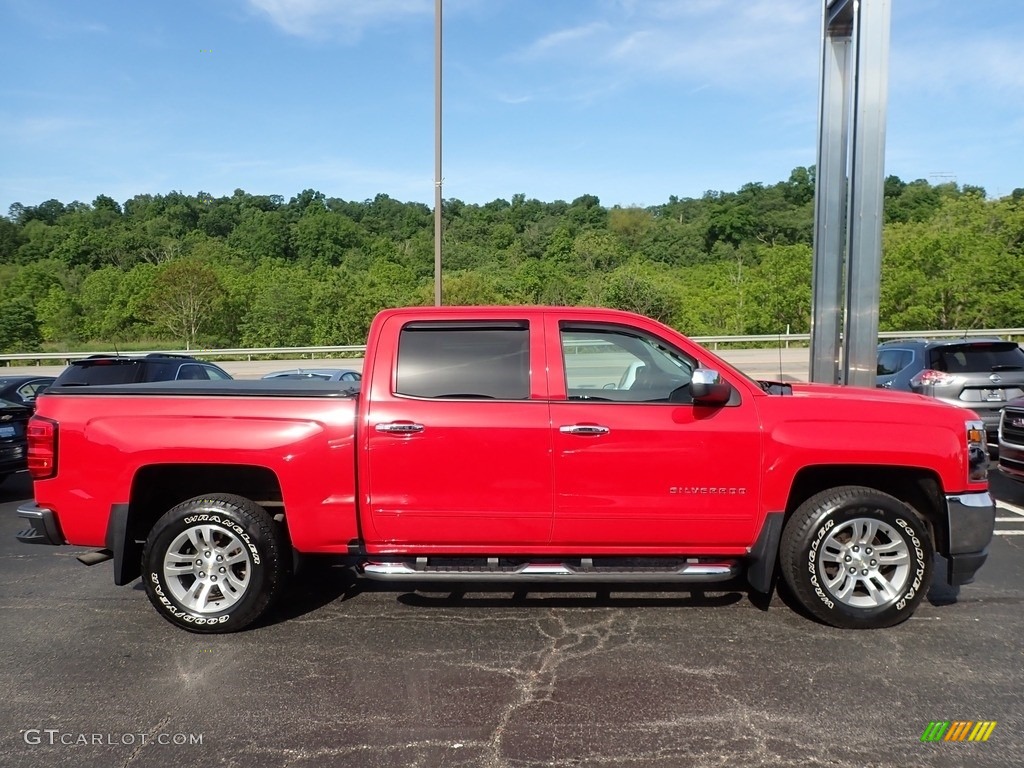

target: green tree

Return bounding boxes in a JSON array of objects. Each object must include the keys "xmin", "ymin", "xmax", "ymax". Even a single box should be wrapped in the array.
[
  {"xmin": 600, "ymin": 261, "xmax": 679, "ymax": 324},
  {"xmin": 36, "ymin": 286, "xmax": 84, "ymax": 343},
  {"xmin": 145, "ymin": 259, "xmax": 226, "ymax": 348},
  {"xmin": 0, "ymin": 299, "xmax": 42, "ymax": 352}
]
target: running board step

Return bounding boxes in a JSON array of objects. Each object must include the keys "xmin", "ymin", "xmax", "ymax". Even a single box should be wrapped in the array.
[{"xmin": 361, "ymin": 557, "xmax": 739, "ymax": 583}]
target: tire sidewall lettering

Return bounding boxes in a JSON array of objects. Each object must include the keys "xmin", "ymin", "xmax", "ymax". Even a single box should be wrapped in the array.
[
  {"xmin": 807, "ymin": 517, "xmax": 835, "ymax": 608},
  {"xmin": 150, "ymin": 572, "xmax": 232, "ymax": 625}
]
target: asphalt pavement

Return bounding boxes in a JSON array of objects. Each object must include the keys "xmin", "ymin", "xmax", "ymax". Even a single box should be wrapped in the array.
[{"xmin": 2, "ymin": 468, "xmax": 1022, "ymax": 768}]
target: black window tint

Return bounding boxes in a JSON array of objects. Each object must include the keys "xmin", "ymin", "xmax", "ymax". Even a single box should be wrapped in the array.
[
  {"xmin": 877, "ymin": 349, "xmax": 912, "ymax": 376},
  {"xmin": 141, "ymin": 361, "xmax": 179, "ymax": 382},
  {"xmin": 396, "ymin": 322, "xmax": 530, "ymax": 399},
  {"xmin": 932, "ymin": 343, "xmax": 1024, "ymax": 373},
  {"xmin": 57, "ymin": 362, "xmax": 140, "ymax": 385}
]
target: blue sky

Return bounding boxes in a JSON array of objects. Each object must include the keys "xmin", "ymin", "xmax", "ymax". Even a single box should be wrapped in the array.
[{"xmin": 2, "ymin": 0, "xmax": 1023, "ymax": 214}]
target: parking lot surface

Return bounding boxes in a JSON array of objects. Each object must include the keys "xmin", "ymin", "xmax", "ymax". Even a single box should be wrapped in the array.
[{"xmin": 2, "ymin": 470, "xmax": 1022, "ymax": 768}]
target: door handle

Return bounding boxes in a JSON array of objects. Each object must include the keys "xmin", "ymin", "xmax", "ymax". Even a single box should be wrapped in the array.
[
  {"xmin": 375, "ymin": 422, "xmax": 425, "ymax": 434},
  {"xmin": 559, "ymin": 424, "xmax": 610, "ymax": 436}
]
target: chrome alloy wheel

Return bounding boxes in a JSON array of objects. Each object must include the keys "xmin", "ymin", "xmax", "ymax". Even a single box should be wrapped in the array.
[
  {"xmin": 817, "ymin": 517, "xmax": 911, "ymax": 609},
  {"xmin": 162, "ymin": 524, "xmax": 252, "ymax": 613}
]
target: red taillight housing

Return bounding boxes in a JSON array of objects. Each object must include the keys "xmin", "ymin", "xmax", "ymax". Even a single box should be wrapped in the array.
[
  {"xmin": 909, "ymin": 369, "xmax": 964, "ymax": 388},
  {"xmin": 27, "ymin": 416, "xmax": 58, "ymax": 479}
]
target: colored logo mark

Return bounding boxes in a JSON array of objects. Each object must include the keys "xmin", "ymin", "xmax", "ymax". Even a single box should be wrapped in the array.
[{"xmin": 921, "ymin": 721, "xmax": 997, "ymax": 742}]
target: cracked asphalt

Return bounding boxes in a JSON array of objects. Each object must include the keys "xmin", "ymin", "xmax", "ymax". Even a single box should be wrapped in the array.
[{"xmin": 2, "ymin": 470, "xmax": 1022, "ymax": 768}]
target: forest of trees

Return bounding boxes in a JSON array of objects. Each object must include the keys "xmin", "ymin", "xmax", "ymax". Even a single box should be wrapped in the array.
[{"xmin": 2, "ymin": 167, "xmax": 1024, "ymax": 353}]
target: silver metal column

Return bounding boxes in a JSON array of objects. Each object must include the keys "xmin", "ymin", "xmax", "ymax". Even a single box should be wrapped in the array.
[
  {"xmin": 810, "ymin": 0, "xmax": 891, "ymax": 387},
  {"xmin": 433, "ymin": 0, "xmax": 443, "ymax": 306}
]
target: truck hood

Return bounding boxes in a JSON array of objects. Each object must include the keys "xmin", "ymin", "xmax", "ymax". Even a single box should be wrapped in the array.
[{"xmin": 786, "ymin": 382, "xmax": 933, "ymax": 405}]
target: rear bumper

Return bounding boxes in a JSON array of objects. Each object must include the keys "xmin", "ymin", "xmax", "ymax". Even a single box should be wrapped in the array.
[
  {"xmin": 940, "ymin": 492, "xmax": 995, "ymax": 586},
  {"xmin": 15, "ymin": 502, "xmax": 64, "ymax": 545}
]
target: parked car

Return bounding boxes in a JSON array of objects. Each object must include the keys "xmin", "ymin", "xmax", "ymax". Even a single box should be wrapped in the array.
[
  {"xmin": 0, "ymin": 375, "xmax": 56, "ymax": 411},
  {"xmin": 876, "ymin": 338, "xmax": 1024, "ymax": 446},
  {"xmin": 54, "ymin": 354, "xmax": 232, "ymax": 386},
  {"xmin": 0, "ymin": 398, "xmax": 31, "ymax": 485},
  {"xmin": 262, "ymin": 368, "xmax": 361, "ymax": 383}
]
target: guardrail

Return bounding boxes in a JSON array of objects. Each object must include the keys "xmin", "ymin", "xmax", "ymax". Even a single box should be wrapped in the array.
[{"xmin": 2, "ymin": 329, "xmax": 1023, "ymax": 365}]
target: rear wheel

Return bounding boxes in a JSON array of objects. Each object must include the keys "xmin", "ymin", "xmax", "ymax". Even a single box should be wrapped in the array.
[
  {"xmin": 780, "ymin": 486, "xmax": 932, "ymax": 629},
  {"xmin": 142, "ymin": 494, "xmax": 288, "ymax": 633}
]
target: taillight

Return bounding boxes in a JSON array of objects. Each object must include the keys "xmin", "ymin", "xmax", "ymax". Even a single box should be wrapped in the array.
[
  {"xmin": 909, "ymin": 369, "xmax": 964, "ymax": 388},
  {"xmin": 27, "ymin": 416, "xmax": 58, "ymax": 480}
]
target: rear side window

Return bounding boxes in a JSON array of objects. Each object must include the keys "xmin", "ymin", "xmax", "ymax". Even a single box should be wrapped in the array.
[
  {"xmin": 140, "ymin": 361, "xmax": 181, "ymax": 382},
  {"xmin": 877, "ymin": 349, "xmax": 913, "ymax": 376},
  {"xmin": 395, "ymin": 322, "xmax": 530, "ymax": 400},
  {"xmin": 930, "ymin": 343, "xmax": 1024, "ymax": 373}
]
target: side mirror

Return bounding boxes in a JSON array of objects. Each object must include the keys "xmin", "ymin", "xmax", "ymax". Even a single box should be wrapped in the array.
[{"xmin": 690, "ymin": 368, "xmax": 732, "ymax": 405}]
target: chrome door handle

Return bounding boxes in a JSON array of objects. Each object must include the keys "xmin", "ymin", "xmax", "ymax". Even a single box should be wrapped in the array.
[
  {"xmin": 375, "ymin": 422, "xmax": 425, "ymax": 434},
  {"xmin": 559, "ymin": 424, "xmax": 610, "ymax": 435}
]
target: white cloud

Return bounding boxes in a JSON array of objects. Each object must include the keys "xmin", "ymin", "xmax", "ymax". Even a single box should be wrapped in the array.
[
  {"xmin": 245, "ymin": 0, "xmax": 432, "ymax": 39},
  {"xmin": 512, "ymin": 0, "xmax": 818, "ymax": 91}
]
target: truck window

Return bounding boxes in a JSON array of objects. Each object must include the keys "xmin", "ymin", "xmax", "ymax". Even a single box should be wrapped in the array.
[
  {"xmin": 395, "ymin": 322, "xmax": 530, "ymax": 400},
  {"xmin": 561, "ymin": 324, "xmax": 695, "ymax": 403}
]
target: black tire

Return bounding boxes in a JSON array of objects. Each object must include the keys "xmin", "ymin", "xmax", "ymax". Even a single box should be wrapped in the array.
[
  {"xmin": 780, "ymin": 486, "xmax": 933, "ymax": 629},
  {"xmin": 142, "ymin": 494, "xmax": 288, "ymax": 633}
]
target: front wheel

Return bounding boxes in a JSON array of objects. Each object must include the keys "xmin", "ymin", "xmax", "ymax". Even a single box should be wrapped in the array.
[
  {"xmin": 780, "ymin": 486, "xmax": 933, "ymax": 629},
  {"xmin": 142, "ymin": 494, "xmax": 288, "ymax": 633}
]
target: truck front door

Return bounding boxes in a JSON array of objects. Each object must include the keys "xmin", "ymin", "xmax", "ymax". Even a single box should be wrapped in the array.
[{"xmin": 548, "ymin": 320, "xmax": 762, "ymax": 549}]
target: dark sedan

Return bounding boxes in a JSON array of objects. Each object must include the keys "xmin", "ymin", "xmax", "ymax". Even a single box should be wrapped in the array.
[
  {"xmin": 0, "ymin": 398, "xmax": 32, "ymax": 486},
  {"xmin": 0, "ymin": 375, "xmax": 56, "ymax": 410}
]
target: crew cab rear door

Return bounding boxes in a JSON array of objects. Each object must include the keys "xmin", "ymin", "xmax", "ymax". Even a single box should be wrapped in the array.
[
  {"xmin": 546, "ymin": 316, "xmax": 762, "ymax": 549},
  {"xmin": 363, "ymin": 315, "xmax": 553, "ymax": 548}
]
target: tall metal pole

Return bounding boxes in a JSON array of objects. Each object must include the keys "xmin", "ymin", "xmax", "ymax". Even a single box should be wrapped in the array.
[
  {"xmin": 810, "ymin": 0, "xmax": 890, "ymax": 387},
  {"xmin": 433, "ymin": 0, "xmax": 443, "ymax": 306}
]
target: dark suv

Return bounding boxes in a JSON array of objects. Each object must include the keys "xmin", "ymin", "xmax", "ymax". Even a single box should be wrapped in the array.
[
  {"xmin": 877, "ymin": 338, "xmax": 1024, "ymax": 447},
  {"xmin": 53, "ymin": 354, "xmax": 232, "ymax": 387}
]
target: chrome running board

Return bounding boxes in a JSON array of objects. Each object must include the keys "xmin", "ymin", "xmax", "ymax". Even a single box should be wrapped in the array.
[{"xmin": 361, "ymin": 557, "xmax": 738, "ymax": 583}]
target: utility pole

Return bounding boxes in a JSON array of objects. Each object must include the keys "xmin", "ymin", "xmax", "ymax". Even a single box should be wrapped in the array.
[{"xmin": 433, "ymin": 0, "xmax": 443, "ymax": 306}]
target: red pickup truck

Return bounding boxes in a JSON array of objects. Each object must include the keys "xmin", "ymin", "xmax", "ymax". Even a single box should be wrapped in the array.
[{"xmin": 17, "ymin": 307, "xmax": 995, "ymax": 632}]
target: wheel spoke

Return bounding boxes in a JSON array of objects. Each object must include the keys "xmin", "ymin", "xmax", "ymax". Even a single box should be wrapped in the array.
[
  {"xmin": 872, "ymin": 539, "xmax": 905, "ymax": 554},
  {"xmin": 877, "ymin": 550, "xmax": 910, "ymax": 566},
  {"xmin": 223, "ymin": 550, "xmax": 249, "ymax": 566},
  {"xmin": 216, "ymin": 577, "xmax": 245, "ymax": 606},
  {"xmin": 854, "ymin": 518, "xmax": 877, "ymax": 545},
  {"xmin": 186, "ymin": 525, "xmax": 210, "ymax": 553},
  {"xmin": 181, "ymin": 579, "xmax": 213, "ymax": 610},
  {"xmin": 821, "ymin": 545, "xmax": 844, "ymax": 564},
  {"xmin": 862, "ymin": 574, "xmax": 896, "ymax": 605}
]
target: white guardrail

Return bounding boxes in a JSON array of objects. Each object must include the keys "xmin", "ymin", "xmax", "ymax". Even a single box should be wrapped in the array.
[{"xmin": 2, "ymin": 329, "xmax": 1023, "ymax": 365}]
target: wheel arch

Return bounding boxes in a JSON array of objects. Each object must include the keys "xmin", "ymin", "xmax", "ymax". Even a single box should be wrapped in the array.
[
  {"xmin": 783, "ymin": 465, "xmax": 945, "ymax": 549},
  {"xmin": 109, "ymin": 464, "xmax": 284, "ymax": 585}
]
